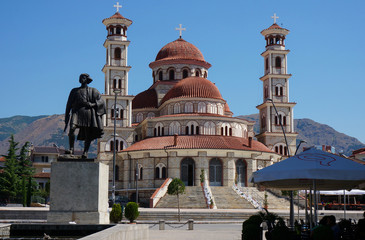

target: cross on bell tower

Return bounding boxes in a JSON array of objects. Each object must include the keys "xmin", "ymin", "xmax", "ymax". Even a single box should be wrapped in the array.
[
  {"xmin": 271, "ymin": 13, "xmax": 279, "ymax": 24},
  {"xmin": 114, "ymin": 2, "xmax": 122, "ymax": 12}
]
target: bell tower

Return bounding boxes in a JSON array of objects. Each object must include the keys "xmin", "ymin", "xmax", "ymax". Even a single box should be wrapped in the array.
[
  {"xmin": 98, "ymin": 3, "xmax": 135, "ymax": 161},
  {"xmin": 256, "ymin": 14, "xmax": 298, "ymax": 156}
]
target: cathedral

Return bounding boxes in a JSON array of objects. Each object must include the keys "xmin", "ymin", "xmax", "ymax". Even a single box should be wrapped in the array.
[{"xmin": 97, "ymin": 6, "xmax": 297, "ymax": 204}]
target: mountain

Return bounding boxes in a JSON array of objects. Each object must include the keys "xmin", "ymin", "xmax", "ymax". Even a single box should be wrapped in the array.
[
  {"xmin": 0, "ymin": 115, "xmax": 96, "ymax": 156},
  {"xmin": 237, "ymin": 114, "xmax": 365, "ymax": 155},
  {"xmin": 0, "ymin": 114, "xmax": 363, "ymax": 156}
]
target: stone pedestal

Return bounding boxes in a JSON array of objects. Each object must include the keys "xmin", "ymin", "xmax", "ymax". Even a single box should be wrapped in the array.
[{"xmin": 47, "ymin": 158, "xmax": 109, "ymax": 224}]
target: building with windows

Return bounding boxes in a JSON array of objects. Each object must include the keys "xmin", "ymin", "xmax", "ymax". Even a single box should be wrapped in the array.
[{"xmin": 97, "ymin": 8, "xmax": 296, "ymax": 203}]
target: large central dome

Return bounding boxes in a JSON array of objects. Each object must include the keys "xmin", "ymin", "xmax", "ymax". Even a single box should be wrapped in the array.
[
  {"xmin": 155, "ymin": 38, "xmax": 205, "ymax": 61},
  {"xmin": 161, "ymin": 76, "xmax": 223, "ymax": 104},
  {"xmin": 149, "ymin": 38, "xmax": 211, "ymax": 69}
]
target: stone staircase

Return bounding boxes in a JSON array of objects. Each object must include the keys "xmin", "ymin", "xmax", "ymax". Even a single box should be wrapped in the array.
[
  {"xmin": 155, "ymin": 186, "xmax": 207, "ymax": 209},
  {"xmin": 210, "ymin": 187, "xmax": 254, "ymax": 209},
  {"xmin": 240, "ymin": 187, "xmax": 291, "ymax": 209}
]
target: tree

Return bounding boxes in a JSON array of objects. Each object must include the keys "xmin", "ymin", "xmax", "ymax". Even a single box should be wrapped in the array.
[
  {"xmin": 0, "ymin": 135, "xmax": 20, "ymax": 202},
  {"xmin": 167, "ymin": 178, "xmax": 185, "ymax": 222},
  {"xmin": 0, "ymin": 135, "xmax": 34, "ymax": 205}
]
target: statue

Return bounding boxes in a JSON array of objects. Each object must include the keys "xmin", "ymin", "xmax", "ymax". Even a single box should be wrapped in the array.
[{"xmin": 64, "ymin": 73, "xmax": 106, "ymax": 158}]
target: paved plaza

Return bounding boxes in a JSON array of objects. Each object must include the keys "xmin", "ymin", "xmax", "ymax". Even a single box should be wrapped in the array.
[{"xmin": 148, "ymin": 223, "xmax": 242, "ymax": 240}]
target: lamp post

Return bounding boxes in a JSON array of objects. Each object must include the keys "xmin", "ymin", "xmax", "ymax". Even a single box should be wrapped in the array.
[
  {"xmin": 112, "ymin": 89, "xmax": 121, "ymax": 205},
  {"xmin": 295, "ymin": 140, "xmax": 307, "ymax": 155},
  {"xmin": 266, "ymin": 98, "xmax": 294, "ymax": 229}
]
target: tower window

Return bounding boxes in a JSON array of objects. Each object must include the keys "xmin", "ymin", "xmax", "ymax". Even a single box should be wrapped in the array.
[
  {"xmin": 195, "ymin": 70, "xmax": 200, "ymax": 77},
  {"xmin": 204, "ymin": 72, "xmax": 207, "ymax": 78},
  {"xmin": 283, "ymin": 116, "xmax": 287, "ymax": 126},
  {"xmin": 275, "ymin": 57, "xmax": 281, "ymax": 68},
  {"xmin": 159, "ymin": 71, "xmax": 163, "ymax": 80},
  {"xmin": 169, "ymin": 70, "xmax": 175, "ymax": 80},
  {"xmin": 109, "ymin": 27, "xmax": 114, "ymax": 35},
  {"xmin": 196, "ymin": 126, "xmax": 200, "ymax": 135},
  {"xmin": 265, "ymin": 58, "xmax": 269, "ymax": 70},
  {"xmin": 114, "ymin": 48, "xmax": 121, "ymax": 60},
  {"xmin": 116, "ymin": 27, "xmax": 121, "ymax": 35},
  {"xmin": 118, "ymin": 79, "xmax": 122, "ymax": 89},
  {"xmin": 183, "ymin": 69, "xmax": 189, "ymax": 79},
  {"xmin": 113, "ymin": 79, "xmax": 117, "ymax": 89}
]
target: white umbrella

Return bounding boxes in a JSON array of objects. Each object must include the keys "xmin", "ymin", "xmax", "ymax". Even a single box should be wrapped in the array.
[
  {"xmin": 251, "ymin": 148, "xmax": 365, "ymax": 190},
  {"xmin": 250, "ymin": 148, "xmax": 365, "ymax": 227}
]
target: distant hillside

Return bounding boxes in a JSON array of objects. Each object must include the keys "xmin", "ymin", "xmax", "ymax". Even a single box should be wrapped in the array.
[
  {"xmin": 237, "ymin": 114, "xmax": 365, "ymax": 155},
  {"xmin": 0, "ymin": 115, "xmax": 96, "ymax": 156},
  {"xmin": 0, "ymin": 115, "xmax": 47, "ymax": 141},
  {"xmin": 0, "ymin": 114, "xmax": 363, "ymax": 156}
]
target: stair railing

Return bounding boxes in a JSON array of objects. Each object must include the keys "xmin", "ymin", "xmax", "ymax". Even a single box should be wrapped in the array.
[{"xmin": 233, "ymin": 185, "xmax": 263, "ymax": 210}]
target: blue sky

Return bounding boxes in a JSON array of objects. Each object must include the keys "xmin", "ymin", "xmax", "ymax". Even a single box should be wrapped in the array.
[{"xmin": 1, "ymin": 0, "xmax": 364, "ymax": 143}]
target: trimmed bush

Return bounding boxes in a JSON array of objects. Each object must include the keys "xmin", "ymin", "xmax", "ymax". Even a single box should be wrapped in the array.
[
  {"xmin": 125, "ymin": 202, "xmax": 139, "ymax": 223},
  {"xmin": 110, "ymin": 203, "xmax": 122, "ymax": 223}
]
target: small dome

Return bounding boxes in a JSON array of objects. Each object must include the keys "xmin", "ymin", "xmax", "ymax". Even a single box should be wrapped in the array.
[
  {"xmin": 161, "ymin": 77, "xmax": 223, "ymax": 104},
  {"xmin": 132, "ymin": 88, "xmax": 158, "ymax": 109},
  {"xmin": 149, "ymin": 38, "xmax": 211, "ymax": 69}
]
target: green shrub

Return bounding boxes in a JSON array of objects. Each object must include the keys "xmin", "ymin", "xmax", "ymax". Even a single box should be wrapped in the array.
[
  {"xmin": 110, "ymin": 203, "xmax": 122, "ymax": 223},
  {"xmin": 242, "ymin": 214, "xmax": 263, "ymax": 240},
  {"xmin": 124, "ymin": 202, "xmax": 139, "ymax": 223}
]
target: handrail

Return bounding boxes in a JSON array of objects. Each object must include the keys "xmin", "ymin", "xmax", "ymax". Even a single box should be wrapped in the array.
[
  {"xmin": 233, "ymin": 185, "xmax": 263, "ymax": 210},
  {"xmin": 149, "ymin": 178, "xmax": 172, "ymax": 208}
]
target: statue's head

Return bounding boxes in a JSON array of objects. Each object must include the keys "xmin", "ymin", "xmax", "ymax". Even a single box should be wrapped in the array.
[{"xmin": 79, "ymin": 73, "xmax": 93, "ymax": 84}]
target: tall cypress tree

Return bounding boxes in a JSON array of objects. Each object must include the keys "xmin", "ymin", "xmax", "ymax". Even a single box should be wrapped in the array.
[{"xmin": 0, "ymin": 135, "xmax": 20, "ymax": 202}]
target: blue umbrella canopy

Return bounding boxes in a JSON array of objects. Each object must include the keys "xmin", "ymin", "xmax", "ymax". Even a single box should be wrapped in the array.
[{"xmin": 251, "ymin": 148, "xmax": 365, "ymax": 190}]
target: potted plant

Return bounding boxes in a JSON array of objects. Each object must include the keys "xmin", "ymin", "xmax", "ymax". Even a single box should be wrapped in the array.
[
  {"xmin": 124, "ymin": 202, "xmax": 139, "ymax": 223},
  {"xmin": 200, "ymin": 169, "xmax": 205, "ymax": 186},
  {"xmin": 209, "ymin": 199, "xmax": 214, "ymax": 209}
]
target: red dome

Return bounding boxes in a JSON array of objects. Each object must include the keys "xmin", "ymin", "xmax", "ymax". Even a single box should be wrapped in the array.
[
  {"xmin": 161, "ymin": 77, "xmax": 223, "ymax": 104},
  {"xmin": 132, "ymin": 88, "xmax": 158, "ymax": 109},
  {"xmin": 149, "ymin": 38, "xmax": 211, "ymax": 69}
]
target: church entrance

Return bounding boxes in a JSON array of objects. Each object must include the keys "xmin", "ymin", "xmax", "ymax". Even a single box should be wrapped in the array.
[
  {"xmin": 209, "ymin": 158, "xmax": 222, "ymax": 186},
  {"xmin": 236, "ymin": 159, "xmax": 247, "ymax": 187},
  {"xmin": 181, "ymin": 158, "xmax": 195, "ymax": 186}
]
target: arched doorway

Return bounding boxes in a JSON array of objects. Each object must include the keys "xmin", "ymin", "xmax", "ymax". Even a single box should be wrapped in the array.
[
  {"xmin": 209, "ymin": 158, "xmax": 222, "ymax": 186},
  {"xmin": 236, "ymin": 159, "xmax": 247, "ymax": 187},
  {"xmin": 181, "ymin": 158, "xmax": 195, "ymax": 186}
]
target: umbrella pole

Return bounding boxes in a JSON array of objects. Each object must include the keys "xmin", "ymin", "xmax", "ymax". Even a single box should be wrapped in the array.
[
  {"xmin": 309, "ymin": 186, "xmax": 313, "ymax": 230},
  {"xmin": 290, "ymin": 191, "xmax": 294, "ymax": 230},
  {"xmin": 313, "ymin": 180, "xmax": 318, "ymax": 226},
  {"xmin": 305, "ymin": 190, "xmax": 309, "ymax": 225},
  {"xmin": 343, "ymin": 190, "xmax": 346, "ymax": 219}
]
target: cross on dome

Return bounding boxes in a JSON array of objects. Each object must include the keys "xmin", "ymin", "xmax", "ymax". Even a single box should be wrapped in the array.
[
  {"xmin": 271, "ymin": 13, "xmax": 279, "ymax": 24},
  {"xmin": 114, "ymin": 2, "xmax": 122, "ymax": 12},
  {"xmin": 175, "ymin": 24, "xmax": 186, "ymax": 38}
]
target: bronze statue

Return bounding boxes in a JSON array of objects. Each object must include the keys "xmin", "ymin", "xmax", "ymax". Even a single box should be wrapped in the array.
[{"xmin": 65, "ymin": 73, "xmax": 106, "ymax": 158}]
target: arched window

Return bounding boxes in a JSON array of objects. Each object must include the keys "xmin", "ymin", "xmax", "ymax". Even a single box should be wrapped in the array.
[
  {"xmin": 136, "ymin": 113, "xmax": 143, "ymax": 123},
  {"xmin": 185, "ymin": 102, "xmax": 193, "ymax": 113},
  {"xmin": 118, "ymin": 79, "xmax": 122, "ymax": 89},
  {"xmin": 261, "ymin": 114, "xmax": 266, "ymax": 129},
  {"xmin": 196, "ymin": 126, "xmax": 200, "ymax": 135},
  {"xmin": 275, "ymin": 146, "xmax": 279, "ymax": 153},
  {"xmin": 275, "ymin": 56, "xmax": 281, "ymax": 68},
  {"xmin": 147, "ymin": 112, "xmax": 155, "ymax": 119},
  {"xmin": 113, "ymin": 79, "xmax": 117, "ymax": 89},
  {"xmin": 155, "ymin": 123, "xmax": 164, "ymax": 136},
  {"xmin": 173, "ymin": 103, "xmax": 180, "ymax": 114},
  {"xmin": 195, "ymin": 70, "xmax": 200, "ymax": 77},
  {"xmin": 169, "ymin": 121, "xmax": 181, "ymax": 135},
  {"xmin": 204, "ymin": 122, "xmax": 216, "ymax": 135},
  {"xmin": 106, "ymin": 137, "xmax": 125, "ymax": 152},
  {"xmin": 169, "ymin": 69, "xmax": 175, "ymax": 80},
  {"xmin": 265, "ymin": 58, "xmax": 269, "ymax": 70},
  {"xmin": 217, "ymin": 103, "xmax": 223, "ymax": 115},
  {"xmin": 114, "ymin": 48, "xmax": 121, "ymax": 60},
  {"xmin": 283, "ymin": 116, "xmax": 287, "ymax": 126},
  {"xmin": 279, "ymin": 87, "xmax": 283, "ymax": 96},
  {"xmin": 264, "ymin": 86, "xmax": 268, "ymax": 99},
  {"xmin": 203, "ymin": 72, "xmax": 207, "ymax": 78},
  {"xmin": 186, "ymin": 121, "xmax": 199, "ymax": 135},
  {"xmin": 155, "ymin": 163, "xmax": 167, "ymax": 179},
  {"xmin": 109, "ymin": 27, "xmax": 114, "ymax": 35},
  {"xmin": 137, "ymin": 164, "xmax": 143, "ymax": 180},
  {"xmin": 116, "ymin": 27, "xmax": 121, "ymax": 35},
  {"xmin": 183, "ymin": 69, "xmax": 189, "ymax": 79},
  {"xmin": 198, "ymin": 102, "xmax": 206, "ymax": 113},
  {"xmin": 159, "ymin": 71, "xmax": 163, "ymax": 80}
]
